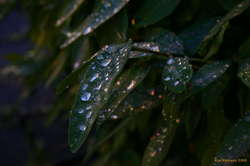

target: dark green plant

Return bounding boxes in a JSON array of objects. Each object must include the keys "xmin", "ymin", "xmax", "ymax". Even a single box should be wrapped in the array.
[{"xmin": 2, "ymin": 0, "xmax": 250, "ymax": 165}]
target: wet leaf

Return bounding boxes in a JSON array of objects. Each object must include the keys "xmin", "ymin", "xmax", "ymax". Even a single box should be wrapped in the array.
[
  {"xmin": 98, "ymin": 63, "xmax": 151, "ymax": 123},
  {"xmin": 178, "ymin": 18, "xmax": 218, "ymax": 55},
  {"xmin": 187, "ymin": 60, "xmax": 231, "ymax": 97},
  {"xmin": 239, "ymin": 37, "xmax": 250, "ymax": 58},
  {"xmin": 238, "ymin": 58, "xmax": 250, "ymax": 87},
  {"xmin": 68, "ymin": 43, "xmax": 131, "ymax": 152},
  {"xmin": 106, "ymin": 84, "xmax": 163, "ymax": 120},
  {"xmin": 142, "ymin": 95, "xmax": 182, "ymax": 166},
  {"xmin": 128, "ymin": 51, "xmax": 153, "ymax": 59},
  {"xmin": 61, "ymin": 0, "xmax": 130, "ymax": 48},
  {"xmin": 199, "ymin": 0, "xmax": 250, "ymax": 56},
  {"xmin": 134, "ymin": 0, "xmax": 181, "ymax": 28},
  {"xmin": 133, "ymin": 30, "xmax": 184, "ymax": 55},
  {"xmin": 95, "ymin": 9, "xmax": 128, "ymax": 46},
  {"xmin": 56, "ymin": 0, "xmax": 86, "ymax": 26},
  {"xmin": 212, "ymin": 114, "xmax": 250, "ymax": 166},
  {"xmin": 162, "ymin": 57, "xmax": 193, "ymax": 94}
]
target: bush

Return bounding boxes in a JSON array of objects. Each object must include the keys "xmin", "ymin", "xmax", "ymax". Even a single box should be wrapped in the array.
[{"xmin": 1, "ymin": 0, "xmax": 250, "ymax": 165}]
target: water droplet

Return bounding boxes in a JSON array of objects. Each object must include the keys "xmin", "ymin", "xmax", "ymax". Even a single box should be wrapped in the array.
[
  {"xmin": 78, "ymin": 109, "xmax": 85, "ymax": 114},
  {"xmin": 86, "ymin": 111, "xmax": 92, "ymax": 119},
  {"xmin": 164, "ymin": 77, "xmax": 171, "ymax": 81},
  {"xmin": 167, "ymin": 58, "xmax": 175, "ymax": 65},
  {"xmin": 111, "ymin": 115, "xmax": 118, "ymax": 119},
  {"xmin": 228, "ymin": 146, "xmax": 232, "ymax": 151},
  {"xmin": 83, "ymin": 27, "xmax": 92, "ymax": 35},
  {"xmin": 79, "ymin": 124, "xmax": 86, "ymax": 131},
  {"xmin": 101, "ymin": 59, "xmax": 112, "ymax": 67},
  {"xmin": 94, "ymin": 83, "xmax": 102, "ymax": 90},
  {"xmin": 97, "ymin": 54, "xmax": 104, "ymax": 60},
  {"xmin": 174, "ymin": 81, "xmax": 180, "ymax": 86},
  {"xmin": 82, "ymin": 84, "xmax": 88, "ymax": 91},
  {"xmin": 81, "ymin": 92, "xmax": 91, "ymax": 101},
  {"xmin": 127, "ymin": 80, "xmax": 136, "ymax": 90},
  {"xmin": 90, "ymin": 73, "xmax": 99, "ymax": 82}
]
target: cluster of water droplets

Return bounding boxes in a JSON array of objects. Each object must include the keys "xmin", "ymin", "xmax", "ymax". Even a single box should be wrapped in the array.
[
  {"xmin": 162, "ymin": 57, "xmax": 193, "ymax": 93},
  {"xmin": 133, "ymin": 42, "xmax": 160, "ymax": 53}
]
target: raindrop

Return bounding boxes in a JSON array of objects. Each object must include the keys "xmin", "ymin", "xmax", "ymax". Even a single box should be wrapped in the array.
[
  {"xmin": 164, "ymin": 77, "xmax": 171, "ymax": 81},
  {"xmin": 79, "ymin": 124, "xmax": 86, "ymax": 131},
  {"xmin": 167, "ymin": 58, "xmax": 175, "ymax": 65},
  {"xmin": 81, "ymin": 92, "xmax": 91, "ymax": 101},
  {"xmin": 90, "ymin": 73, "xmax": 99, "ymax": 82},
  {"xmin": 86, "ymin": 111, "xmax": 92, "ymax": 119},
  {"xmin": 82, "ymin": 84, "xmax": 88, "ymax": 91},
  {"xmin": 101, "ymin": 59, "xmax": 112, "ymax": 67},
  {"xmin": 111, "ymin": 115, "xmax": 118, "ymax": 119},
  {"xmin": 83, "ymin": 27, "xmax": 92, "ymax": 35},
  {"xmin": 78, "ymin": 109, "xmax": 85, "ymax": 114},
  {"xmin": 94, "ymin": 83, "xmax": 102, "ymax": 90},
  {"xmin": 174, "ymin": 81, "xmax": 180, "ymax": 86}
]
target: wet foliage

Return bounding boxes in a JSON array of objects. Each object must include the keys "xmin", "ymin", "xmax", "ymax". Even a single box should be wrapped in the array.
[{"xmin": 1, "ymin": 0, "xmax": 250, "ymax": 165}]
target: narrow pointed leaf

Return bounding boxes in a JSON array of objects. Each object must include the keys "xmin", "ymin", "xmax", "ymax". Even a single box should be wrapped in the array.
[
  {"xmin": 133, "ymin": 30, "xmax": 184, "ymax": 55},
  {"xmin": 105, "ymin": 84, "xmax": 163, "ymax": 120},
  {"xmin": 134, "ymin": 0, "xmax": 181, "ymax": 28},
  {"xmin": 238, "ymin": 58, "xmax": 250, "ymax": 87},
  {"xmin": 142, "ymin": 95, "xmax": 182, "ymax": 166},
  {"xmin": 187, "ymin": 60, "xmax": 231, "ymax": 97},
  {"xmin": 56, "ymin": 0, "xmax": 86, "ymax": 26},
  {"xmin": 178, "ymin": 18, "xmax": 218, "ymax": 55},
  {"xmin": 213, "ymin": 114, "xmax": 250, "ymax": 166},
  {"xmin": 162, "ymin": 57, "xmax": 193, "ymax": 94},
  {"xmin": 128, "ymin": 51, "xmax": 153, "ymax": 59},
  {"xmin": 98, "ymin": 63, "xmax": 151, "ymax": 123},
  {"xmin": 61, "ymin": 0, "xmax": 130, "ymax": 48},
  {"xmin": 198, "ymin": 0, "xmax": 250, "ymax": 56},
  {"xmin": 68, "ymin": 43, "xmax": 131, "ymax": 153}
]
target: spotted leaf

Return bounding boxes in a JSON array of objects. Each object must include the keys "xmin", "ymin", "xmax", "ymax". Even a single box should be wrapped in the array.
[
  {"xmin": 142, "ymin": 94, "xmax": 182, "ymax": 166},
  {"xmin": 61, "ymin": 0, "xmax": 130, "ymax": 48},
  {"xmin": 97, "ymin": 63, "xmax": 151, "ymax": 123},
  {"xmin": 213, "ymin": 114, "xmax": 250, "ymax": 166},
  {"xmin": 68, "ymin": 43, "xmax": 131, "ymax": 153},
  {"xmin": 162, "ymin": 57, "xmax": 193, "ymax": 94}
]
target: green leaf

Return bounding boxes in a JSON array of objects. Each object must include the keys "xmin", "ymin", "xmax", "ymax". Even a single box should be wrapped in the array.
[
  {"xmin": 178, "ymin": 18, "xmax": 218, "ymax": 55},
  {"xmin": 55, "ymin": 0, "xmax": 86, "ymax": 26},
  {"xmin": 134, "ymin": 0, "xmax": 181, "ymax": 28},
  {"xmin": 106, "ymin": 84, "xmax": 162, "ymax": 120},
  {"xmin": 238, "ymin": 58, "xmax": 250, "ymax": 87},
  {"xmin": 239, "ymin": 37, "xmax": 250, "ymax": 58},
  {"xmin": 98, "ymin": 63, "xmax": 151, "ymax": 123},
  {"xmin": 162, "ymin": 57, "xmax": 193, "ymax": 94},
  {"xmin": 61, "ymin": 0, "xmax": 130, "ymax": 48},
  {"xmin": 68, "ymin": 43, "xmax": 131, "ymax": 153},
  {"xmin": 128, "ymin": 51, "xmax": 153, "ymax": 59},
  {"xmin": 187, "ymin": 60, "xmax": 231, "ymax": 97},
  {"xmin": 142, "ymin": 94, "xmax": 182, "ymax": 166},
  {"xmin": 95, "ymin": 9, "xmax": 128, "ymax": 46},
  {"xmin": 212, "ymin": 114, "xmax": 250, "ymax": 166},
  {"xmin": 198, "ymin": 0, "xmax": 250, "ymax": 57},
  {"xmin": 133, "ymin": 30, "xmax": 184, "ymax": 55}
]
